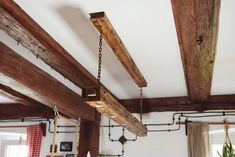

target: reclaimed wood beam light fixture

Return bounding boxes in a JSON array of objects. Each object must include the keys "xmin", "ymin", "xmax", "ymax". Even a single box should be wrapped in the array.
[
  {"xmin": 85, "ymin": 13, "xmax": 147, "ymax": 136},
  {"xmin": 0, "ymin": 0, "xmax": 146, "ymax": 137},
  {"xmin": 171, "ymin": 0, "xmax": 221, "ymax": 102},
  {"xmin": 83, "ymin": 86, "xmax": 147, "ymax": 136},
  {"xmin": 90, "ymin": 12, "xmax": 147, "ymax": 88}
]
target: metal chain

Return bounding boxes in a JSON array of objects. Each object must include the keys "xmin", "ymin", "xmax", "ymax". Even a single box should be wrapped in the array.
[
  {"xmin": 140, "ymin": 88, "xmax": 143, "ymax": 122},
  {"xmin": 97, "ymin": 29, "xmax": 103, "ymax": 84}
]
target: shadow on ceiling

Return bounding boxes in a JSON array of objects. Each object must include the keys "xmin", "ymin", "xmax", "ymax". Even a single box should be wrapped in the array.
[{"xmin": 55, "ymin": 6, "xmax": 139, "ymax": 98}]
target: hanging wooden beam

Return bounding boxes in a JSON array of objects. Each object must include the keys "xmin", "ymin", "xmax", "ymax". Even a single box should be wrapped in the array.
[
  {"xmin": 90, "ymin": 12, "xmax": 147, "ymax": 87},
  {"xmin": 171, "ymin": 0, "xmax": 221, "ymax": 102},
  {"xmin": 120, "ymin": 95, "xmax": 235, "ymax": 113},
  {"xmin": 83, "ymin": 86, "xmax": 147, "ymax": 136},
  {"xmin": 0, "ymin": 0, "xmax": 97, "ymax": 89},
  {"xmin": 78, "ymin": 112, "xmax": 101, "ymax": 157},
  {"xmin": 0, "ymin": 103, "xmax": 54, "ymax": 119},
  {"xmin": 0, "ymin": 41, "xmax": 95, "ymax": 121}
]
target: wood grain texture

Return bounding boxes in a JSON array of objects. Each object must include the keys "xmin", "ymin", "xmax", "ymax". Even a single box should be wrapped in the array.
[
  {"xmin": 0, "ymin": 103, "xmax": 54, "ymax": 119},
  {"xmin": 120, "ymin": 95, "xmax": 235, "ymax": 113},
  {"xmin": 84, "ymin": 86, "xmax": 147, "ymax": 136},
  {"xmin": 171, "ymin": 0, "xmax": 221, "ymax": 102},
  {"xmin": 0, "ymin": 0, "xmax": 98, "ymax": 89},
  {"xmin": 78, "ymin": 112, "xmax": 101, "ymax": 157},
  {"xmin": 90, "ymin": 12, "xmax": 147, "ymax": 87},
  {"xmin": 0, "ymin": 41, "xmax": 95, "ymax": 121}
]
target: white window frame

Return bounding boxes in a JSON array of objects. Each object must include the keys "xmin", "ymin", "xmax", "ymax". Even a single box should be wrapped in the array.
[
  {"xmin": 1, "ymin": 140, "xmax": 27, "ymax": 157},
  {"xmin": 209, "ymin": 127, "xmax": 235, "ymax": 157}
]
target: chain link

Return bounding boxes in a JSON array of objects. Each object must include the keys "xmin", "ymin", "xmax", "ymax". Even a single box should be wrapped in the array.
[
  {"xmin": 97, "ymin": 29, "xmax": 103, "ymax": 84},
  {"xmin": 140, "ymin": 87, "xmax": 143, "ymax": 122}
]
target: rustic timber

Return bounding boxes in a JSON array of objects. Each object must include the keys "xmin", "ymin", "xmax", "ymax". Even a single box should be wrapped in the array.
[
  {"xmin": 0, "ymin": 0, "xmax": 97, "ymax": 89},
  {"xmin": 83, "ymin": 86, "xmax": 147, "ymax": 136},
  {"xmin": 120, "ymin": 95, "xmax": 235, "ymax": 113},
  {"xmin": 78, "ymin": 112, "xmax": 101, "ymax": 157},
  {"xmin": 90, "ymin": 12, "xmax": 147, "ymax": 87},
  {"xmin": 0, "ymin": 103, "xmax": 54, "ymax": 119},
  {"xmin": 0, "ymin": 41, "xmax": 95, "ymax": 121},
  {"xmin": 171, "ymin": 0, "xmax": 221, "ymax": 102}
]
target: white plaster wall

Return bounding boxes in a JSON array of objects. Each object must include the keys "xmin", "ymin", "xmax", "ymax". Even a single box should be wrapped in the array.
[
  {"xmin": 99, "ymin": 112, "xmax": 188, "ymax": 157},
  {"xmin": 40, "ymin": 119, "xmax": 78, "ymax": 157}
]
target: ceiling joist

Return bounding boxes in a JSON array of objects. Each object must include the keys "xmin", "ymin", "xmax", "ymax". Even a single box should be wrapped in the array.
[
  {"xmin": 121, "ymin": 94, "xmax": 235, "ymax": 113},
  {"xmin": 0, "ymin": 41, "xmax": 95, "ymax": 121},
  {"xmin": 171, "ymin": 0, "xmax": 221, "ymax": 102},
  {"xmin": 90, "ymin": 12, "xmax": 147, "ymax": 88},
  {"xmin": 0, "ymin": 103, "xmax": 54, "ymax": 119}
]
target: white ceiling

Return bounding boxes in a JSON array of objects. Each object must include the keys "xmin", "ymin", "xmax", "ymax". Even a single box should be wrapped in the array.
[
  {"xmin": 0, "ymin": 95, "xmax": 15, "ymax": 103},
  {"xmin": 0, "ymin": 0, "xmax": 234, "ymax": 100}
]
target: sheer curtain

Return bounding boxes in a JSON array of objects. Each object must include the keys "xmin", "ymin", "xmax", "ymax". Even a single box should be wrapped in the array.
[
  {"xmin": 187, "ymin": 122, "xmax": 210, "ymax": 157},
  {"xmin": 27, "ymin": 125, "xmax": 43, "ymax": 157}
]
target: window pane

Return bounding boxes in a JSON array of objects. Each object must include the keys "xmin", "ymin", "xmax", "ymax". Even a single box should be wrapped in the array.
[
  {"xmin": 5, "ymin": 145, "xmax": 28, "ymax": 157},
  {"xmin": 212, "ymin": 144, "xmax": 223, "ymax": 157}
]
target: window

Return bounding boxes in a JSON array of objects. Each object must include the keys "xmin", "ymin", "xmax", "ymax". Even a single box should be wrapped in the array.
[
  {"xmin": 210, "ymin": 127, "xmax": 235, "ymax": 157},
  {"xmin": 212, "ymin": 144, "xmax": 224, "ymax": 157},
  {"xmin": 4, "ymin": 144, "xmax": 28, "ymax": 157},
  {"xmin": 0, "ymin": 133, "xmax": 28, "ymax": 157}
]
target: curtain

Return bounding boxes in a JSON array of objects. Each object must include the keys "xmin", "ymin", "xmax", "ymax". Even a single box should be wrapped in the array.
[
  {"xmin": 27, "ymin": 125, "xmax": 43, "ymax": 157},
  {"xmin": 187, "ymin": 122, "xmax": 210, "ymax": 157}
]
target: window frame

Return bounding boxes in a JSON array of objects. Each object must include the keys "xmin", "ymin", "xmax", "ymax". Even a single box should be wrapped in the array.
[{"xmin": 1, "ymin": 140, "xmax": 27, "ymax": 157}]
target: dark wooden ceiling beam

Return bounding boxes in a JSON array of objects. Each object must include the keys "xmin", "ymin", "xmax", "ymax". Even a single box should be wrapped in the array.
[
  {"xmin": 78, "ymin": 112, "xmax": 101, "ymax": 157},
  {"xmin": 0, "ymin": 103, "xmax": 54, "ymax": 119},
  {"xmin": 120, "ymin": 95, "xmax": 235, "ymax": 113},
  {"xmin": 0, "ymin": 41, "xmax": 95, "ymax": 121},
  {"xmin": 90, "ymin": 12, "xmax": 147, "ymax": 87},
  {"xmin": 171, "ymin": 0, "xmax": 221, "ymax": 102},
  {"xmin": 0, "ymin": 0, "xmax": 97, "ymax": 89}
]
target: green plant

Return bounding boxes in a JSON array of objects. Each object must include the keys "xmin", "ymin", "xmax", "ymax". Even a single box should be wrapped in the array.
[
  {"xmin": 217, "ymin": 142, "xmax": 235, "ymax": 157},
  {"xmin": 217, "ymin": 121, "xmax": 235, "ymax": 157}
]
